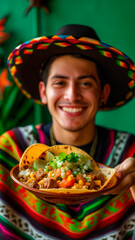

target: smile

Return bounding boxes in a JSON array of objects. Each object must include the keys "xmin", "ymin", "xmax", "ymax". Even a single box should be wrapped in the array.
[{"xmin": 62, "ymin": 107, "xmax": 83, "ymax": 113}]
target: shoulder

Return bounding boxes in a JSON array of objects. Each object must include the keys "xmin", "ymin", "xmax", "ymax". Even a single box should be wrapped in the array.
[
  {"xmin": 98, "ymin": 125, "xmax": 135, "ymax": 140},
  {"xmin": 98, "ymin": 126, "xmax": 135, "ymax": 153},
  {"xmin": 97, "ymin": 126, "xmax": 135, "ymax": 166}
]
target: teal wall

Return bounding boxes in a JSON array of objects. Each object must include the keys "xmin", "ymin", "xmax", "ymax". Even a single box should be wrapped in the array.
[{"xmin": 1, "ymin": 0, "xmax": 135, "ymax": 134}]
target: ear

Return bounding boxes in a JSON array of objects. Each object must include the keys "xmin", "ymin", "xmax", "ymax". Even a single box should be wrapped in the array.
[
  {"xmin": 39, "ymin": 81, "xmax": 48, "ymax": 104},
  {"xmin": 99, "ymin": 83, "xmax": 111, "ymax": 106}
]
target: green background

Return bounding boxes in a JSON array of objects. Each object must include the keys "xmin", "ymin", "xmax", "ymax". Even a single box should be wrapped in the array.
[{"xmin": 0, "ymin": 0, "xmax": 135, "ymax": 135}]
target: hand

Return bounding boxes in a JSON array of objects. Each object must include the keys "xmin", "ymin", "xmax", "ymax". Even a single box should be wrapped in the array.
[{"xmin": 103, "ymin": 157, "xmax": 135, "ymax": 201}]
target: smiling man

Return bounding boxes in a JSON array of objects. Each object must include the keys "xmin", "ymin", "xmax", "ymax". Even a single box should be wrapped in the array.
[
  {"xmin": 39, "ymin": 54, "xmax": 110, "ymax": 146},
  {"xmin": 1, "ymin": 24, "xmax": 135, "ymax": 240}
]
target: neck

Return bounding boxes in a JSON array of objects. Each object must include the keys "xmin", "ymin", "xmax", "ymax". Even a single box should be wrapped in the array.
[{"xmin": 51, "ymin": 122, "xmax": 96, "ymax": 146}]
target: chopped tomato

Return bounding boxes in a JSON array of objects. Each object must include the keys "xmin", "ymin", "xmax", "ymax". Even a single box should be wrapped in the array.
[
  {"xmin": 58, "ymin": 177, "xmax": 75, "ymax": 188},
  {"xmin": 58, "ymin": 179, "xmax": 67, "ymax": 188},
  {"xmin": 48, "ymin": 166, "xmax": 52, "ymax": 171},
  {"xmin": 65, "ymin": 169, "xmax": 72, "ymax": 177},
  {"xmin": 66, "ymin": 178, "xmax": 75, "ymax": 187}
]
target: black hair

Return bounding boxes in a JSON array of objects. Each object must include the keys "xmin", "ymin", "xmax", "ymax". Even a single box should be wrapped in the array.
[{"xmin": 40, "ymin": 53, "xmax": 107, "ymax": 89}]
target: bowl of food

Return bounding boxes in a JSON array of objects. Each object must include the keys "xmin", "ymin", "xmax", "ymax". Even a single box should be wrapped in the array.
[{"xmin": 10, "ymin": 143, "xmax": 118, "ymax": 205}]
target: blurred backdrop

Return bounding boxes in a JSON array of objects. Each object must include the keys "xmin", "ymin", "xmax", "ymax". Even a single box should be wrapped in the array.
[{"xmin": 0, "ymin": 0, "xmax": 135, "ymax": 135}]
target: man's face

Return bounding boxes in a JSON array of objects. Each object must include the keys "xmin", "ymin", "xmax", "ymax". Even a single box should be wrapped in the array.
[{"xmin": 39, "ymin": 55, "xmax": 103, "ymax": 132}]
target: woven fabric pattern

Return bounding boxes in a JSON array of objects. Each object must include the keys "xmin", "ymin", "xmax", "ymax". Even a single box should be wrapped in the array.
[{"xmin": 0, "ymin": 124, "xmax": 135, "ymax": 240}]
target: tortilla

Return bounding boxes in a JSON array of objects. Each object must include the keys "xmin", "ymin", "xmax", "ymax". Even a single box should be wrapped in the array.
[
  {"xmin": 19, "ymin": 143, "xmax": 50, "ymax": 170},
  {"xmin": 18, "ymin": 143, "xmax": 118, "ymax": 193}
]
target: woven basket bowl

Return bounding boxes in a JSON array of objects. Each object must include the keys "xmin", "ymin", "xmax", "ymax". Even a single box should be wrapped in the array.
[{"xmin": 10, "ymin": 164, "xmax": 118, "ymax": 205}]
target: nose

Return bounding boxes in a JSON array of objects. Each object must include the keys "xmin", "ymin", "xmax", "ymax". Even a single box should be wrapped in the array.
[{"xmin": 64, "ymin": 82, "xmax": 81, "ymax": 102}]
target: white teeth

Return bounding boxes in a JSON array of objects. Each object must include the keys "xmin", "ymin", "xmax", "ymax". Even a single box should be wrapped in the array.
[{"xmin": 62, "ymin": 107, "xmax": 82, "ymax": 113}]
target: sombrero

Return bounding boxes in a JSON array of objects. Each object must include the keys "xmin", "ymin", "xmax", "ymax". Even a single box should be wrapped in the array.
[{"xmin": 7, "ymin": 24, "xmax": 135, "ymax": 110}]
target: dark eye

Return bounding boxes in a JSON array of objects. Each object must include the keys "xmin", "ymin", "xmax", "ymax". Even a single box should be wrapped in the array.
[
  {"xmin": 54, "ymin": 80, "xmax": 65, "ymax": 86},
  {"xmin": 81, "ymin": 81, "xmax": 92, "ymax": 87}
]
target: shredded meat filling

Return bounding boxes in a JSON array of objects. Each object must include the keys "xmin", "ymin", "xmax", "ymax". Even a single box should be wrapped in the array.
[
  {"xmin": 34, "ymin": 168, "xmax": 46, "ymax": 181},
  {"xmin": 38, "ymin": 178, "xmax": 57, "ymax": 189}
]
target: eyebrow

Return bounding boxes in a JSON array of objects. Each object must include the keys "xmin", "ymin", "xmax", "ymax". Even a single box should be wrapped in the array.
[
  {"xmin": 51, "ymin": 74, "xmax": 68, "ymax": 79},
  {"xmin": 51, "ymin": 74, "xmax": 98, "ymax": 82},
  {"xmin": 77, "ymin": 75, "xmax": 98, "ymax": 82}
]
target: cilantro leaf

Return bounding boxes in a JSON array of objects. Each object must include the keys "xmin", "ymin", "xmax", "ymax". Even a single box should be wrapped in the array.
[
  {"xmin": 57, "ymin": 152, "xmax": 79, "ymax": 163},
  {"xmin": 58, "ymin": 152, "xmax": 67, "ymax": 161},
  {"xmin": 66, "ymin": 153, "xmax": 79, "ymax": 163}
]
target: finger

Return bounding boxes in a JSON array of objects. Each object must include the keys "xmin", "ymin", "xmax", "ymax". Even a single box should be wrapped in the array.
[
  {"xmin": 115, "ymin": 157, "xmax": 135, "ymax": 178},
  {"xmin": 103, "ymin": 171, "xmax": 135, "ymax": 195},
  {"xmin": 130, "ymin": 185, "xmax": 135, "ymax": 202}
]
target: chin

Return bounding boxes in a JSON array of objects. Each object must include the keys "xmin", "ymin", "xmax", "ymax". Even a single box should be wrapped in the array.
[{"xmin": 61, "ymin": 124, "xmax": 87, "ymax": 132}]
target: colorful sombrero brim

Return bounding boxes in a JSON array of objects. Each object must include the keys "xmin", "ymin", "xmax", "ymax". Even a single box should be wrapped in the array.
[{"xmin": 8, "ymin": 35, "xmax": 135, "ymax": 110}]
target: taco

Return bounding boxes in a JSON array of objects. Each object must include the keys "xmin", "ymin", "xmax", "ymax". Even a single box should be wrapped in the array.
[{"xmin": 17, "ymin": 143, "xmax": 117, "ymax": 193}]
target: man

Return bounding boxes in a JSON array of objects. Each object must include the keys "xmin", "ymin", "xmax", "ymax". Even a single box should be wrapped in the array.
[{"xmin": 0, "ymin": 24, "xmax": 135, "ymax": 240}]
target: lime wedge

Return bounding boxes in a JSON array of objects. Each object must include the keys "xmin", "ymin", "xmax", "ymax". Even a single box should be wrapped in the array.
[
  {"xmin": 33, "ymin": 159, "xmax": 46, "ymax": 171},
  {"xmin": 45, "ymin": 151, "xmax": 55, "ymax": 162},
  {"xmin": 79, "ymin": 154, "xmax": 92, "ymax": 169},
  {"xmin": 32, "ymin": 151, "xmax": 55, "ymax": 171}
]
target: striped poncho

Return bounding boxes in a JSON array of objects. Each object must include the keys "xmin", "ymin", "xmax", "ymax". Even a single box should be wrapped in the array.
[{"xmin": 0, "ymin": 124, "xmax": 135, "ymax": 240}]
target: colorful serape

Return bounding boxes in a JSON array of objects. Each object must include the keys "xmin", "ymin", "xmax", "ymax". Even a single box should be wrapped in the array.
[{"xmin": 0, "ymin": 124, "xmax": 135, "ymax": 240}]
